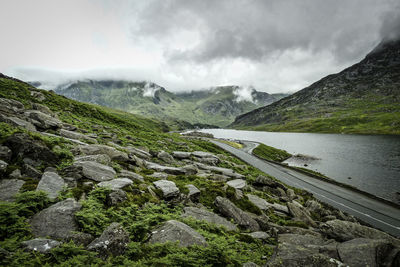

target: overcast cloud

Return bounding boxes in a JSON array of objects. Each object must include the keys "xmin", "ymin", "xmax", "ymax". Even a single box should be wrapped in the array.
[{"xmin": 1, "ymin": 0, "xmax": 399, "ymax": 93}]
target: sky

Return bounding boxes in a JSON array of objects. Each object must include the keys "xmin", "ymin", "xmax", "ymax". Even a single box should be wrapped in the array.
[{"xmin": 1, "ymin": 0, "xmax": 400, "ymax": 93}]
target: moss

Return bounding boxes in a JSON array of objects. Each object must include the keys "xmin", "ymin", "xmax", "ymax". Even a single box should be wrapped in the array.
[{"xmin": 253, "ymin": 143, "xmax": 292, "ymax": 162}]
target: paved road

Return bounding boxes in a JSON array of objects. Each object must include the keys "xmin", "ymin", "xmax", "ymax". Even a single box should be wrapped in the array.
[{"xmin": 211, "ymin": 140, "xmax": 400, "ymax": 237}]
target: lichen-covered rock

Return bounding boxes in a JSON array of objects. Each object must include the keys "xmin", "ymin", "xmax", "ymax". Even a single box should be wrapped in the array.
[
  {"xmin": 30, "ymin": 198, "xmax": 82, "ymax": 240},
  {"xmin": 0, "ymin": 179, "xmax": 25, "ymax": 201},
  {"xmin": 245, "ymin": 231, "xmax": 270, "ymax": 240},
  {"xmin": 146, "ymin": 161, "xmax": 186, "ymax": 175},
  {"xmin": 60, "ymin": 129, "xmax": 98, "ymax": 143},
  {"xmin": 107, "ymin": 189, "xmax": 128, "ymax": 206},
  {"xmin": 149, "ymin": 220, "xmax": 207, "ymax": 247},
  {"xmin": 153, "ymin": 180, "xmax": 180, "ymax": 199},
  {"xmin": 21, "ymin": 238, "xmax": 61, "ymax": 253},
  {"xmin": 87, "ymin": 222, "xmax": 130, "ymax": 259},
  {"xmin": 74, "ymin": 154, "xmax": 112, "ymax": 166},
  {"xmin": 97, "ymin": 178, "xmax": 133, "ymax": 190},
  {"xmin": 36, "ymin": 171, "xmax": 65, "ymax": 200},
  {"xmin": 172, "ymin": 151, "xmax": 191, "ymax": 159},
  {"xmin": 182, "ymin": 207, "xmax": 238, "ymax": 231},
  {"xmin": 74, "ymin": 161, "xmax": 116, "ymax": 182},
  {"xmin": 227, "ymin": 179, "xmax": 246, "ymax": 189},
  {"xmin": 186, "ymin": 184, "xmax": 200, "ymax": 202},
  {"xmin": 287, "ymin": 201, "xmax": 317, "ymax": 227},
  {"xmin": 247, "ymin": 194, "xmax": 289, "ymax": 214},
  {"xmin": 126, "ymin": 146, "xmax": 151, "ymax": 160},
  {"xmin": 77, "ymin": 144, "xmax": 129, "ymax": 162},
  {"xmin": 22, "ymin": 164, "xmax": 42, "ymax": 179},
  {"xmin": 157, "ymin": 150, "xmax": 174, "ymax": 163},
  {"xmin": 214, "ymin": 196, "xmax": 259, "ymax": 231},
  {"xmin": 118, "ymin": 170, "xmax": 144, "ymax": 182},
  {"xmin": 0, "ymin": 145, "xmax": 12, "ymax": 162},
  {"xmin": 25, "ymin": 110, "xmax": 62, "ymax": 130},
  {"xmin": 195, "ymin": 163, "xmax": 245, "ymax": 179}
]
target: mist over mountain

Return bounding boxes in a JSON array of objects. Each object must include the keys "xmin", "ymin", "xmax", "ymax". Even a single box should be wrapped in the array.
[{"xmin": 54, "ymin": 81, "xmax": 287, "ymax": 127}]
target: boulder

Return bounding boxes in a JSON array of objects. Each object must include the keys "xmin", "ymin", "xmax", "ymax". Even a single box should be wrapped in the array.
[
  {"xmin": 25, "ymin": 110, "xmax": 62, "ymax": 130},
  {"xmin": 191, "ymin": 151, "xmax": 220, "ymax": 164},
  {"xmin": 172, "ymin": 151, "xmax": 191, "ymax": 159},
  {"xmin": 77, "ymin": 144, "xmax": 129, "ymax": 162},
  {"xmin": 74, "ymin": 154, "xmax": 112, "ymax": 166},
  {"xmin": 0, "ymin": 97, "xmax": 24, "ymax": 114},
  {"xmin": 0, "ymin": 179, "xmax": 25, "ymax": 201},
  {"xmin": 253, "ymin": 175, "xmax": 281, "ymax": 188},
  {"xmin": 118, "ymin": 170, "xmax": 144, "ymax": 182},
  {"xmin": 22, "ymin": 164, "xmax": 42, "ymax": 179},
  {"xmin": 181, "ymin": 164, "xmax": 198, "ymax": 175},
  {"xmin": 245, "ymin": 231, "xmax": 270, "ymax": 240},
  {"xmin": 126, "ymin": 146, "xmax": 151, "ymax": 160},
  {"xmin": 0, "ymin": 145, "xmax": 12, "ymax": 162},
  {"xmin": 182, "ymin": 207, "xmax": 238, "ymax": 231},
  {"xmin": 153, "ymin": 180, "xmax": 180, "ymax": 199},
  {"xmin": 286, "ymin": 188, "xmax": 296, "ymax": 201},
  {"xmin": 321, "ymin": 219, "xmax": 400, "ymax": 245},
  {"xmin": 31, "ymin": 103, "xmax": 53, "ymax": 116},
  {"xmin": 146, "ymin": 161, "xmax": 186, "ymax": 175},
  {"xmin": 0, "ymin": 115, "xmax": 36, "ymax": 132},
  {"xmin": 186, "ymin": 184, "xmax": 200, "ymax": 202},
  {"xmin": 157, "ymin": 151, "xmax": 174, "ymax": 163},
  {"xmin": 74, "ymin": 161, "xmax": 116, "ymax": 182},
  {"xmin": 87, "ymin": 222, "xmax": 130, "ymax": 259},
  {"xmin": 9, "ymin": 169, "xmax": 22, "ymax": 179},
  {"xmin": 337, "ymin": 238, "xmax": 397, "ymax": 267},
  {"xmin": 0, "ymin": 159, "xmax": 7, "ymax": 172},
  {"xmin": 60, "ymin": 129, "xmax": 98, "ymax": 143},
  {"xmin": 5, "ymin": 133, "xmax": 57, "ymax": 165},
  {"xmin": 149, "ymin": 220, "xmax": 207, "ymax": 247},
  {"xmin": 195, "ymin": 163, "xmax": 245, "ymax": 179},
  {"xmin": 36, "ymin": 171, "xmax": 66, "ymax": 200},
  {"xmin": 287, "ymin": 201, "xmax": 317, "ymax": 227},
  {"xmin": 150, "ymin": 172, "xmax": 169, "ymax": 179},
  {"xmin": 21, "ymin": 238, "xmax": 61, "ymax": 253},
  {"xmin": 107, "ymin": 189, "xmax": 128, "ymax": 206},
  {"xmin": 246, "ymin": 194, "xmax": 289, "ymax": 214},
  {"xmin": 214, "ymin": 196, "xmax": 259, "ymax": 231},
  {"xmin": 305, "ymin": 200, "xmax": 323, "ymax": 214},
  {"xmin": 30, "ymin": 198, "xmax": 82, "ymax": 240},
  {"xmin": 97, "ymin": 178, "xmax": 133, "ymax": 190},
  {"xmin": 227, "ymin": 179, "xmax": 246, "ymax": 189}
]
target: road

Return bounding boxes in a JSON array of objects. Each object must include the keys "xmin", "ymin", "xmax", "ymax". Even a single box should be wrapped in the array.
[{"xmin": 211, "ymin": 140, "xmax": 400, "ymax": 237}]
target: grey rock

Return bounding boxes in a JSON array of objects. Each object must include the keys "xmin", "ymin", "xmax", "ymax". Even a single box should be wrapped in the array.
[
  {"xmin": 195, "ymin": 163, "xmax": 245, "ymax": 179},
  {"xmin": 305, "ymin": 200, "xmax": 322, "ymax": 214},
  {"xmin": 9, "ymin": 169, "xmax": 22, "ymax": 179},
  {"xmin": 77, "ymin": 144, "xmax": 129, "ymax": 162},
  {"xmin": 60, "ymin": 129, "xmax": 98, "ymax": 143},
  {"xmin": 242, "ymin": 262, "xmax": 259, "ymax": 267},
  {"xmin": 149, "ymin": 220, "xmax": 207, "ymax": 247},
  {"xmin": 63, "ymin": 177, "xmax": 77, "ymax": 188},
  {"xmin": 107, "ymin": 189, "xmax": 128, "ymax": 206},
  {"xmin": 271, "ymin": 224, "xmax": 322, "ymax": 236},
  {"xmin": 153, "ymin": 180, "xmax": 180, "ymax": 199},
  {"xmin": 0, "ymin": 115, "xmax": 36, "ymax": 131},
  {"xmin": 97, "ymin": 178, "xmax": 133, "ymax": 190},
  {"xmin": 181, "ymin": 164, "xmax": 198, "ymax": 175},
  {"xmin": 74, "ymin": 154, "xmax": 111, "ymax": 166},
  {"xmin": 0, "ymin": 97, "xmax": 24, "ymax": 114},
  {"xmin": 172, "ymin": 151, "xmax": 191, "ymax": 159},
  {"xmin": 246, "ymin": 194, "xmax": 289, "ymax": 214},
  {"xmin": 0, "ymin": 159, "xmax": 7, "ymax": 172},
  {"xmin": 192, "ymin": 151, "xmax": 220, "ymax": 162},
  {"xmin": 74, "ymin": 161, "xmax": 116, "ymax": 182},
  {"xmin": 227, "ymin": 179, "xmax": 246, "ymax": 189},
  {"xmin": 126, "ymin": 146, "xmax": 151, "ymax": 159},
  {"xmin": 21, "ymin": 238, "xmax": 61, "ymax": 253},
  {"xmin": 22, "ymin": 164, "xmax": 42, "ymax": 179},
  {"xmin": 182, "ymin": 207, "xmax": 238, "ymax": 231},
  {"xmin": 0, "ymin": 179, "xmax": 25, "ymax": 201},
  {"xmin": 32, "ymin": 103, "xmax": 53, "ymax": 116},
  {"xmin": 338, "ymin": 238, "xmax": 396, "ymax": 267},
  {"xmin": 157, "ymin": 150, "xmax": 174, "ymax": 163},
  {"xmin": 118, "ymin": 170, "xmax": 144, "ymax": 182},
  {"xmin": 149, "ymin": 172, "xmax": 169, "ymax": 179},
  {"xmin": 186, "ymin": 184, "xmax": 200, "ymax": 202},
  {"xmin": 25, "ymin": 110, "xmax": 62, "ymax": 130},
  {"xmin": 246, "ymin": 231, "xmax": 270, "ymax": 240},
  {"xmin": 30, "ymin": 198, "xmax": 82, "ymax": 240},
  {"xmin": 214, "ymin": 196, "xmax": 260, "ymax": 231},
  {"xmin": 321, "ymin": 219, "xmax": 400, "ymax": 245},
  {"xmin": 0, "ymin": 145, "xmax": 12, "ymax": 161},
  {"xmin": 253, "ymin": 175, "xmax": 281, "ymax": 188},
  {"xmin": 287, "ymin": 201, "xmax": 317, "ymax": 227},
  {"xmin": 36, "ymin": 172, "xmax": 66, "ymax": 200},
  {"xmin": 87, "ymin": 222, "xmax": 130, "ymax": 259},
  {"xmin": 146, "ymin": 161, "xmax": 186, "ymax": 175},
  {"xmin": 30, "ymin": 91, "xmax": 46, "ymax": 101},
  {"xmin": 44, "ymin": 167, "xmax": 57, "ymax": 173},
  {"xmin": 286, "ymin": 188, "xmax": 296, "ymax": 201}
]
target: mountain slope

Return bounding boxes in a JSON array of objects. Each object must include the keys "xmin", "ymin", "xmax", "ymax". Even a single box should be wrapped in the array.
[
  {"xmin": 55, "ymin": 81, "xmax": 286, "ymax": 127},
  {"xmin": 231, "ymin": 39, "xmax": 400, "ymax": 134}
]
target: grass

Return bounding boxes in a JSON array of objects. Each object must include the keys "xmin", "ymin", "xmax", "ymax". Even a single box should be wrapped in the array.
[
  {"xmin": 252, "ymin": 143, "xmax": 292, "ymax": 162},
  {"xmin": 218, "ymin": 139, "xmax": 244, "ymax": 149}
]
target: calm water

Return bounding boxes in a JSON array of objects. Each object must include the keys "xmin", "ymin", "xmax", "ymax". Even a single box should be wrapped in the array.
[{"xmin": 200, "ymin": 129, "xmax": 400, "ymax": 203}]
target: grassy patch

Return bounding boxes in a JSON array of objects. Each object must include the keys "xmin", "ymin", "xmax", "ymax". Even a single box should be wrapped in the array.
[{"xmin": 252, "ymin": 143, "xmax": 292, "ymax": 162}]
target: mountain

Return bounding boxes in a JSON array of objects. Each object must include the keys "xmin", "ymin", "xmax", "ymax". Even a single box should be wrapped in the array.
[
  {"xmin": 54, "ymin": 81, "xmax": 287, "ymax": 127},
  {"xmin": 231, "ymin": 39, "xmax": 400, "ymax": 134}
]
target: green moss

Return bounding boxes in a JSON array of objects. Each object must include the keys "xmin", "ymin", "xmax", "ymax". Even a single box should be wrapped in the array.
[{"xmin": 253, "ymin": 143, "xmax": 292, "ymax": 162}]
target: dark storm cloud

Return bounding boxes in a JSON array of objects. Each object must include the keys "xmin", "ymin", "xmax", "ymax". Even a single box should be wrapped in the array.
[{"xmin": 131, "ymin": 0, "xmax": 398, "ymax": 64}]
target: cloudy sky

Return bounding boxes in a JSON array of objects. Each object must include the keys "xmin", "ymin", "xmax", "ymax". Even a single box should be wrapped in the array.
[{"xmin": 1, "ymin": 0, "xmax": 399, "ymax": 93}]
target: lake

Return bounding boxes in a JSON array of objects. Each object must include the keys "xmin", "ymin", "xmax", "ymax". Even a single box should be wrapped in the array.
[{"xmin": 200, "ymin": 129, "xmax": 400, "ymax": 203}]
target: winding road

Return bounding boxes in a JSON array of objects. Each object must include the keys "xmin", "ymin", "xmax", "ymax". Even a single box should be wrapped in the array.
[{"xmin": 211, "ymin": 140, "xmax": 400, "ymax": 237}]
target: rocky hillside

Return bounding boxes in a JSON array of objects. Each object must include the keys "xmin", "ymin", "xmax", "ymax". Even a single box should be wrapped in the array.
[
  {"xmin": 231, "ymin": 39, "xmax": 400, "ymax": 134},
  {"xmin": 1, "ymin": 73, "xmax": 399, "ymax": 266},
  {"xmin": 55, "ymin": 81, "xmax": 286, "ymax": 127}
]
